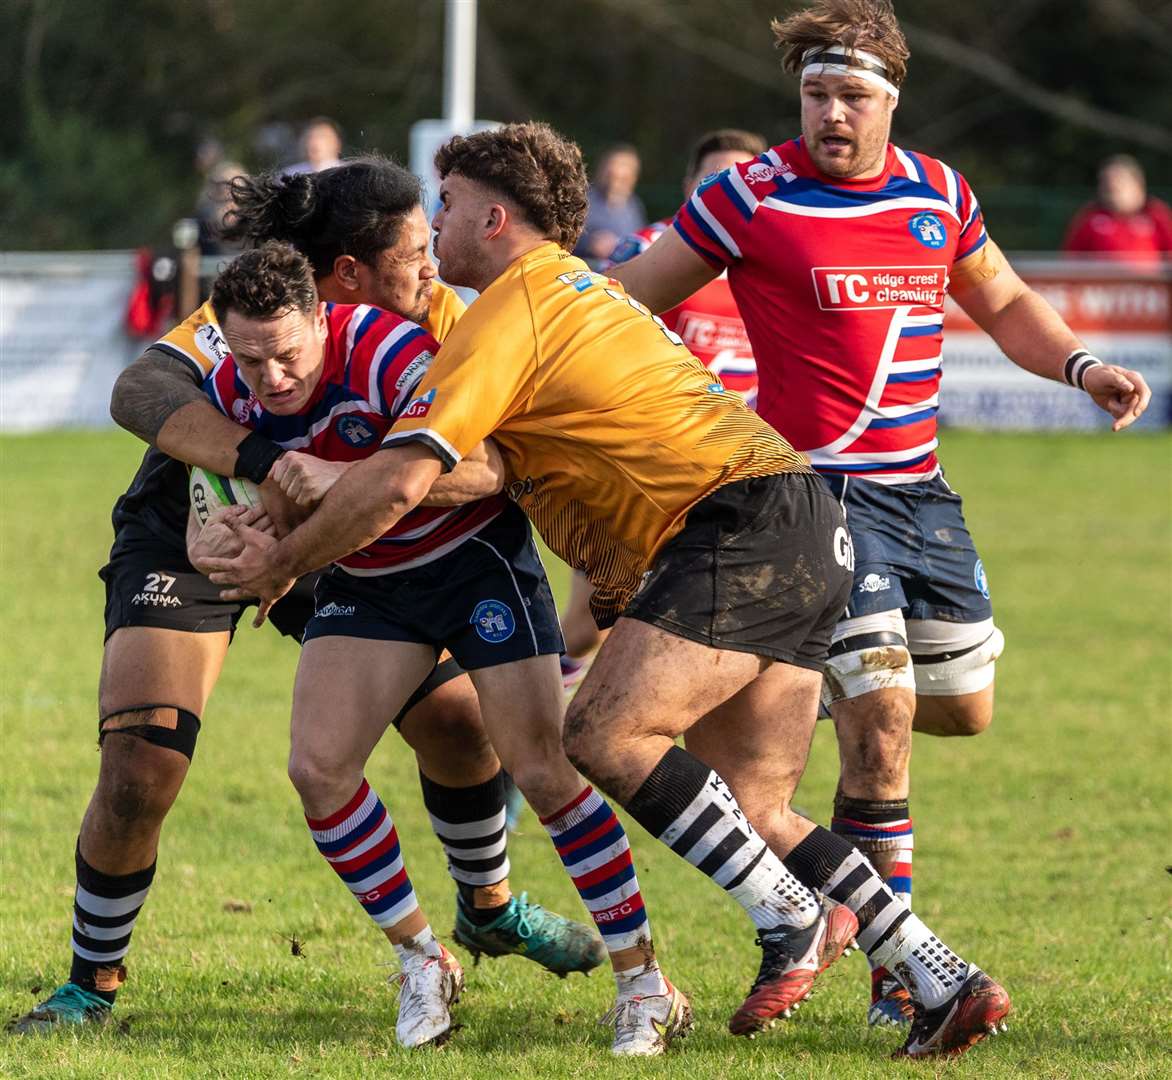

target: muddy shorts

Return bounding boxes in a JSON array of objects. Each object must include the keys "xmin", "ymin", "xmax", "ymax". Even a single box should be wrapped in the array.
[{"xmin": 622, "ymin": 472, "xmax": 853, "ymax": 671}]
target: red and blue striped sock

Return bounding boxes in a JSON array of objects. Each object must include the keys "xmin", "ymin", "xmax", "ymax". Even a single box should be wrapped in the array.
[
  {"xmin": 306, "ymin": 779, "xmax": 420, "ymax": 932},
  {"xmin": 541, "ymin": 786, "xmax": 655, "ymax": 968},
  {"xmin": 831, "ymin": 796, "xmax": 913, "ymax": 906}
]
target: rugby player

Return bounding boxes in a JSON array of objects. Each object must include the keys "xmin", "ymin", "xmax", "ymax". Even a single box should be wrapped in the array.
[
  {"xmin": 198, "ymin": 242, "xmax": 679, "ymax": 1054},
  {"xmin": 560, "ymin": 128, "xmax": 767, "ymax": 687},
  {"xmin": 203, "ymin": 121, "xmax": 1009, "ymax": 1059},
  {"xmin": 8, "ymin": 160, "xmax": 600, "ymax": 1040},
  {"xmin": 609, "ymin": 0, "xmax": 1150, "ymax": 1035}
]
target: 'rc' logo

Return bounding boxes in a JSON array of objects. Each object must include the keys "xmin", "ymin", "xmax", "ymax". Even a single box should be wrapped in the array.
[
  {"xmin": 908, "ymin": 212, "xmax": 947, "ymax": 249},
  {"xmin": 471, "ymin": 599, "xmax": 516, "ymax": 643}
]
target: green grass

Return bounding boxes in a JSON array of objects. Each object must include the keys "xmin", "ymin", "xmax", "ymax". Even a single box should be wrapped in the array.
[{"xmin": 1, "ymin": 428, "xmax": 1169, "ymax": 1079}]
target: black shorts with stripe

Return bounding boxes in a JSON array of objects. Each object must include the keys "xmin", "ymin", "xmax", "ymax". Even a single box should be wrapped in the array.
[{"xmin": 302, "ymin": 501, "xmax": 564, "ymax": 670}]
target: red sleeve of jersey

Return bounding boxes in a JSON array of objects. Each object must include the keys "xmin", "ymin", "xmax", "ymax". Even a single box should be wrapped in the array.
[
  {"xmin": 672, "ymin": 165, "xmax": 754, "ymax": 268},
  {"xmin": 203, "ymin": 358, "xmax": 249, "ymax": 424},
  {"xmin": 954, "ymin": 170, "xmax": 988, "ymax": 261}
]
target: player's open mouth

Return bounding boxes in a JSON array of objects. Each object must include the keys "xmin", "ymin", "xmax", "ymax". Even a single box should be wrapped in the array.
[{"xmin": 821, "ymin": 136, "xmax": 852, "ymax": 151}]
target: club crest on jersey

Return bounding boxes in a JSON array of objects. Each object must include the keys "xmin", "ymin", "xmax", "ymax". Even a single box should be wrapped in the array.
[
  {"xmin": 471, "ymin": 599, "xmax": 515, "ymax": 643},
  {"xmin": 909, "ymin": 212, "xmax": 947, "ymax": 249},
  {"xmin": 403, "ymin": 388, "xmax": 435, "ymax": 418},
  {"xmin": 974, "ymin": 559, "xmax": 990, "ymax": 599},
  {"xmin": 335, "ymin": 414, "xmax": 377, "ymax": 448}
]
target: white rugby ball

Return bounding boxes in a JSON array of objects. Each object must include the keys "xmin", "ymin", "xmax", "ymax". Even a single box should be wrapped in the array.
[{"xmin": 189, "ymin": 466, "xmax": 262, "ymax": 527}]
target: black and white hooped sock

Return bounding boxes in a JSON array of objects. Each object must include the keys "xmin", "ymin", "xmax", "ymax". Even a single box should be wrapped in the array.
[
  {"xmin": 70, "ymin": 845, "xmax": 156, "ymax": 1004},
  {"xmin": 626, "ymin": 746, "xmax": 820, "ymax": 931},
  {"xmin": 419, "ymin": 770, "xmax": 511, "ymax": 923},
  {"xmin": 784, "ymin": 826, "xmax": 969, "ymax": 1008}
]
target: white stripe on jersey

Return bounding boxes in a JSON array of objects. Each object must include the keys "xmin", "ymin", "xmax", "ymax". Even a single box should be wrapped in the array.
[
  {"xmin": 345, "ymin": 305, "xmax": 372, "ymax": 365},
  {"xmin": 903, "ymin": 312, "xmax": 945, "ymax": 327},
  {"xmin": 889, "ymin": 353, "xmax": 943, "ymax": 374},
  {"xmin": 276, "ymin": 398, "xmax": 380, "ymax": 451},
  {"xmin": 810, "ymin": 437, "xmax": 940, "ymax": 466},
  {"xmin": 689, "ymin": 190, "xmax": 743, "ymax": 259},
  {"xmin": 893, "ymin": 146, "xmax": 921, "ymax": 181},
  {"xmin": 761, "ymin": 194, "xmax": 960, "ymax": 224},
  {"xmin": 868, "ymin": 394, "xmax": 939, "ymax": 420},
  {"xmin": 944, "ymin": 166, "xmax": 960, "ymax": 216},
  {"xmin": 364, "ymin": 320, "xmax": 416, "ymax": 412},
  {"xmin": 727, "ymin": 167, "xmax": 760, "ymax": 217},
  {"xmin": 808, "ymin": 306, "xmax": 910, "ymax": 457}
]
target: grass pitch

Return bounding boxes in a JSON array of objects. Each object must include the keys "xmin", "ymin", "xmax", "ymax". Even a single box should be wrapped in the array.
[{"xmin": 1, "ymin": 428, "xmax": 1169, "ymax": 1079}]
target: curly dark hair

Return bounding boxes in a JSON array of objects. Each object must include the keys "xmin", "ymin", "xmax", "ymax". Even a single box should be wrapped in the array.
[
  {"xmin": 434, "ymin": 122, "xmax": 588, "ymax": 250},
  {"xmin": 221, "ymin": 156, "xmax": 424, "ymax": 277},
  {"xmin": 210, "ymin": 241, "xmax": 317, "ymax": 324},
  {"xmin": 771, "ymin": 0, "xmax": 909, "ymax": 89}
]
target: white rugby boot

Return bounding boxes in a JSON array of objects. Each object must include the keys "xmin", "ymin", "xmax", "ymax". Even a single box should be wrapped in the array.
[
  {"xmin": 602, "ymin": 978, "xmax": 693, "ymax": 1056},
  {"xmin": 393, "ymin": 942, "xmax": 464, "ymax": 1048}
]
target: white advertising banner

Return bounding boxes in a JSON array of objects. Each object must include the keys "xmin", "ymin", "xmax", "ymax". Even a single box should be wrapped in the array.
[
  {"xmin": 1, "ymin": 252, "xmax": 141, "ymax": 431},
  {"xmin": 940, "ymin": 258, "xmax": 1171, "ymax": 430}
]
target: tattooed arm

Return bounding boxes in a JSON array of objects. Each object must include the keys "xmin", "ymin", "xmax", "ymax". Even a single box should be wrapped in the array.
[{"xmin": 109, "ymin": 347, "xmax": 253, "ymax": 475}]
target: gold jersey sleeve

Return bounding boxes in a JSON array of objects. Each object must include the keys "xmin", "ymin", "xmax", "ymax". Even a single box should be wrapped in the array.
[
  {"xmin": 425, "ymin": 282, "xmax": 467, "ymax": 343},
  {"xmin": 385, "ymin": 242, "xmax": 808, "ymax": 624},
  {"xmin": 152, "ymin": 301, "xmax": 230, "ymax": 378}
]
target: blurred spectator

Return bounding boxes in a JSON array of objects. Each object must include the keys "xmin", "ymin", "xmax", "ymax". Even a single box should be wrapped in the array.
[
  {"xmin": 195, "ymin": 161, "xmax": 248, "ymax": 256},
  {"xmin": 575, "ymin": 143, "xmax": 646, "ymax": 268},
  {"xmin": 284, "ymin": 116, "xmax": 344, "ymax": 175},
  {"xmin": 1064, "ymin": 155, "xmax": 1172, "ymax": 264}
]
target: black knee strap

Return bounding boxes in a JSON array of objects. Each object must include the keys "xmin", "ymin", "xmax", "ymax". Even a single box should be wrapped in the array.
[{"xmin": 98, "ymin": 705, "xmax": 201, "ymax": 761}]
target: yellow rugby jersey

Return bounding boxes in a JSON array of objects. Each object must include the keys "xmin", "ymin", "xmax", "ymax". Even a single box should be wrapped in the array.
[
  {"xmin": 384, "ymin": 242, "xmax": 809, "ymax": 624},
  {"xmin": 153, "ymin": 287, "xmax": 465, "ymax": 380}
]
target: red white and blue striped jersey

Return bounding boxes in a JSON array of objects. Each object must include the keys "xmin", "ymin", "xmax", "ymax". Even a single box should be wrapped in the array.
[
  {"xmin": 608, "ymin": 222, "xmax": 758, "ymax": 406},
  {"xmin": 674, "ymin": 138, "xmax": 989, "ymax": 483},
  {"xmin": 202, "ymin": 302, "xmax": 504, "ymax": 573}
]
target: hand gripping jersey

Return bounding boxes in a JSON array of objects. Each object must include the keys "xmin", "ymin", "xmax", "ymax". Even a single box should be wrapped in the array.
[
  {"xmin": 110, "ymin": 283, "xmax": 468, "ymax": 552},
  {"xmin": 200, "ymin": 301, "xmax": 504, "ymax": 573},
  {"xmin": 609, "ymin": 222, "xmax": 758, "ymax": 405},
  {"xmin": 674, "ymin": 139, "xmax": 990, "ymax": 484},
  {"xmin": 381, "ymin": 242, "xmax": 808, "ymax": 626}
]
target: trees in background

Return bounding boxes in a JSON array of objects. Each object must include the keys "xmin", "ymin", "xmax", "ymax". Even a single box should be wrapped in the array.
[{"xmin": 3, "ymin": 0, "xmax": 1170, "ymax": 249}]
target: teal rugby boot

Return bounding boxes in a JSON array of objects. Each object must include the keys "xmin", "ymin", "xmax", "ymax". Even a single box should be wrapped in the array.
[
  {"xmin": 6, "ymin": 982, "xmax": 112, "ymax": 1034},
  {"xmin": 453, "ymin": 892, "xmax": 607, "ymax": 976}
]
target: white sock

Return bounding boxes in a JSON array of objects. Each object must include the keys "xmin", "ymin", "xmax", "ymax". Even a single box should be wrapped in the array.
[
  {"xmin": 615, "ymin": 961, "xmax": 668, "ymax": 998},
  {"xmin": 393, "ymin": 927, "xmax": 442, "ymax": 967},
  {"xmin": 869, "ymin": 913, "xmax": 970, "ymax": 1009}
]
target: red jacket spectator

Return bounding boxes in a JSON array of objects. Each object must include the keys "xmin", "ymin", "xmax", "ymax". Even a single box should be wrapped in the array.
[{"xmin": 1064, "ymin": 155, "xmax": 1172, "ymax": 264}]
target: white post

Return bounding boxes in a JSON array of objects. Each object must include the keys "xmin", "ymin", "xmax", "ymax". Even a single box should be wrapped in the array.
[{"xmin": 444, "ymin": 0, "xmax": 476, "ymax": 132}]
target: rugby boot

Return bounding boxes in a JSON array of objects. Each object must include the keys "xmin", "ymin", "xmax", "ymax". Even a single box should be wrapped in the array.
[
  {"xmin": 393, "ymin": 943, "xmax": 464, "ymax": 1049},
  {"xmin": 868, "ymin": 965, "xmax": 915, "ymax": 1026},
  {"xmin": 602, "ymin": 978, "xmax": 693, "ymax": 1056},
  {"xmin": 728, "ymin": 900, "xmax": 859, "ymax": 1036},
  {"xmin": 6, "ymin": 982, "xmax": 112, "ymax": 1035},
  {"xmin": 453, "ymin": 892, "xmax": 606, "ymax": 976},
  {"xmin": 893, "ymin": 968, "xmax": 1010, "ymax": 1059}
]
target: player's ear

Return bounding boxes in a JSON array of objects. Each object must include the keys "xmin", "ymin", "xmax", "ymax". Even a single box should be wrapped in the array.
[
  {"xmin": 485, "ymin": 202, "xmax": 508, "ymax": 241},
  {"xmin": 313, "ymin": 301, "xmax": 328, "ymax": 342},
  {"xmin": 331, "ymin": 254, "xmax": 361, "ymax": 292}
]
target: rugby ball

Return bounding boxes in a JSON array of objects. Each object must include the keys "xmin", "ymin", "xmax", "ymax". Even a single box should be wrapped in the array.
[{"xmin": 189, "ymin": 466, "xmax": 262, "ymax": 527}]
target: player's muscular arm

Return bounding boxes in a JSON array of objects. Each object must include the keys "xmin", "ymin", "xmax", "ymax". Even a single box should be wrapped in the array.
[
  {"xmin": 109, "ymin": 347, "xmax": 250, "ymax": 473},
  {"xmin": 952, "ymin": 249, "xmax": 1151, "ymax": 430},
  {"xmin": 609, "ymin": 228, "xmax": 720, "ymax": 314},
  {"xmin": 420, "ymin": 438, "xmax": 505, "ymax": 506}
]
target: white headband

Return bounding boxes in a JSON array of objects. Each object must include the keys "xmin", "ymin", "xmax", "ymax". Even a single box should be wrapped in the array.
[{"xmin": 801, "ymin": 45, "xmax": 900, "ymax": 100}]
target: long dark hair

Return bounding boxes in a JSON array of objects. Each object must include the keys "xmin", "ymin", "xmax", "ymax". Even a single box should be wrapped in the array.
[{"xmin": 222, "ymin": 156, "xmax": 424, "ymax": 277}]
